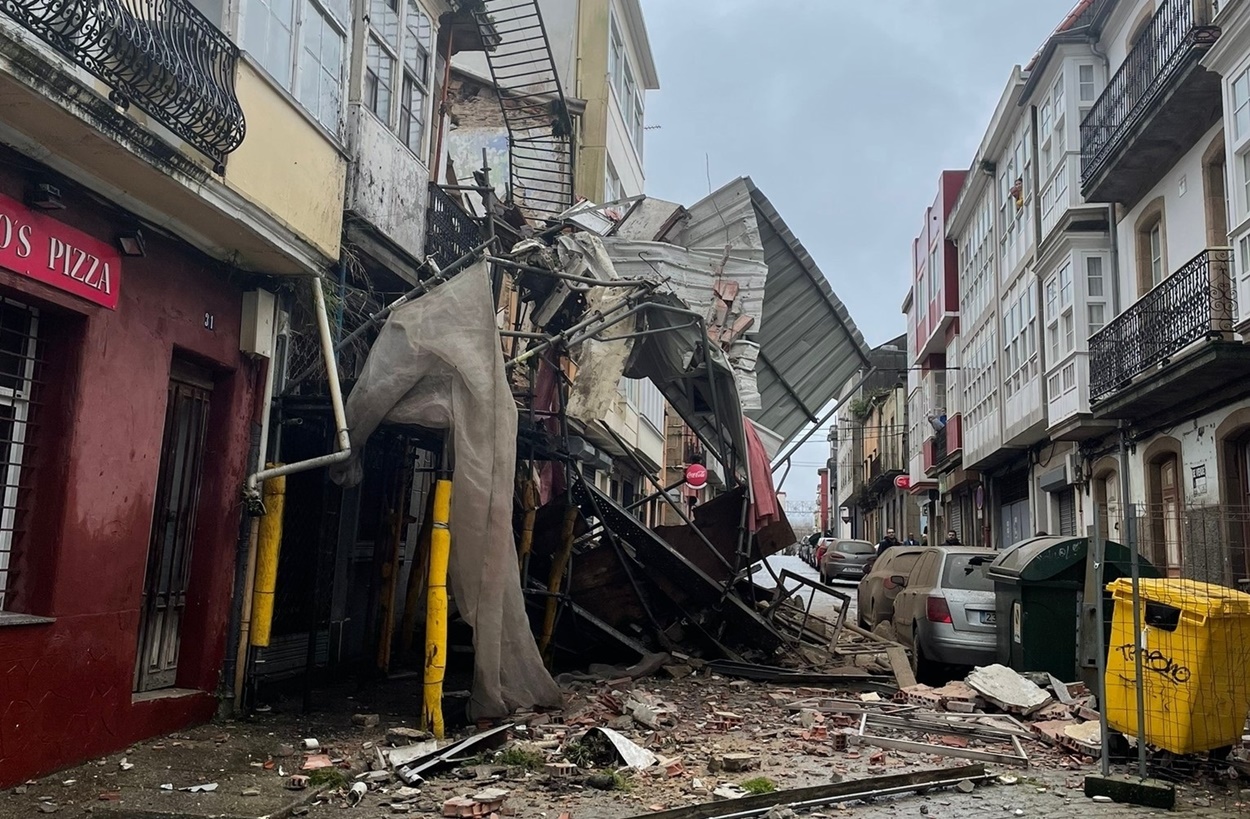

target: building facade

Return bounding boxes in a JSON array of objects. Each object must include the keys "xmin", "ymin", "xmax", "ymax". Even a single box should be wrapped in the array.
[
  {"xmin": 907, "ymin": 0, "xmax": 1250, "ymax": 588},
  {"xmin": 0, "ymin": 0, "xmax": 367, "ymax": 781},
  {"xmin": 835, "ymin": 335, "xmax": 919, "ymax": 543}
]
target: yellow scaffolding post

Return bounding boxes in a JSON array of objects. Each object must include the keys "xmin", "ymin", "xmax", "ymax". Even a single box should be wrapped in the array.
[
  {"xmin": 423, "ymin": 478, "xmax": 453, "ymax": 738},
  {"xmin": 249, "ymin": 471, "xmax": 286, "ymax": 648}
]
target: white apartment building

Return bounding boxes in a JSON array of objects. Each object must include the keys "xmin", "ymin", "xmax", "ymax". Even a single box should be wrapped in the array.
[{"xmin": 941, "ymin": 0, "xmax": 1250, "ymax": 580}]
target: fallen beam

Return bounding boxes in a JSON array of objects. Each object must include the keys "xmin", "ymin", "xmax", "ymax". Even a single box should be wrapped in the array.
[
  {"xmin": 853, "ymin": 732, "xmax": 1029, "ymax": 768},
  {"xmin": 619, "ymin": 764, "xmax": 990, "ymax": 819},
  {"xmin": 885, "ymin": 645, "xmax": 917, "ymax": 690}
]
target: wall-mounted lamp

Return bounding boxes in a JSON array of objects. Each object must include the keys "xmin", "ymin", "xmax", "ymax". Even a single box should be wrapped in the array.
[
  {"xmin": 117, "ymin": 229, "xmax": 146, "ymax": 257},
  {"xmin": 28, "ymin": 182, "xmax": 64, "ymax": 210}
]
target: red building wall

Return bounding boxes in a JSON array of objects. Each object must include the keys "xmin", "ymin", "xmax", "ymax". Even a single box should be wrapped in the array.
[{"xmin": 0, "ymin": 160, "xmax": 262, "ymax": 785}]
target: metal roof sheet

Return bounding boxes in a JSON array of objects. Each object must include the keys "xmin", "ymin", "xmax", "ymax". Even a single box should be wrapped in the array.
[{"xmin": 743, "ymin": 179, "xmax": 872, "ymax": 445}]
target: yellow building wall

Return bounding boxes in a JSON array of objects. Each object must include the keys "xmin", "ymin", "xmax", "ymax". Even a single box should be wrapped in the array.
[
  {"xmin": 574, "ymin": 0, "xmax": 609, "ymax": 203},
  {"xmin": 224, "ymin": 63, "xmax": 347, "ymax": 262}
]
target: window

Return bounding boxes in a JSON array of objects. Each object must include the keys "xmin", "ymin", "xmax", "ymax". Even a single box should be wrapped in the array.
[
  {"xmin": 399, "ymin": 0, "xmax": 432, "ymax": 152},
  {"xmin": 1242, "ymin": 151, "xmax": 1250, "ymax": 211},
  {"xmin": 366, "ymin": 0, "xmax": 433, "ymax": 155},
  {"xmin": 1078, "ymin": 64, "xmax": 1097, "ymax": 102},
  {"xmin": 604, "ymin": 161, "xmax": 623, "ymax": 202},
  {"xmin": 609, "ymin": 11, "xmax": 645, "ymax": 155},
  {"xmin": 1234, "ymin": 68, "xmax": 1250, "ymax": 140},
  {"xmin": 0, "ymin": 298, "xmax": 38, "ymax": 612},
  {"xmin": 1053, "ymin": 73, "xmax": 1064, "ymax": 111},
  {"xmin": 1087, "ymin": 256, "xmax": 1104, "ymax": 297},
  {"xmin": 1089, "ymin": 303, "xmax": 1106, "ymax": 336},
  {"xmin": 243, "ymin": 0, "xmax": 348, "ymax": 134},
  {"xmin": 1241, "ymin": 234, "xmax": 1250, "ymax": 277},
  {"xmin": 1149, "ymin": 222, "xmax": 1164, "ymax": 287}
]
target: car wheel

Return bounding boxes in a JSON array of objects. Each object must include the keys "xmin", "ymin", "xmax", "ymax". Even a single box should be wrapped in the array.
[{"xmin": 911, "ymin": 625, "xmax": 935, "ymax": 685}]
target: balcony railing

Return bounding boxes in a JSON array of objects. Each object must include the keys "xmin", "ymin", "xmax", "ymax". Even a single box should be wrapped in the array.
[
  {"xmin": 425, "ymin": 183, "xmax": 483, "ymax": 265},
  {"xmin": 3, "ymin": 0, "xmax": 246, "ymax": 170},
  {"xmin": 1080, "ymin": 0, "xmax": 1219, "ymax": 189},
  {"xmin": 1089, "ymin": 248, "xmax": 1235, "ymax": 402}
]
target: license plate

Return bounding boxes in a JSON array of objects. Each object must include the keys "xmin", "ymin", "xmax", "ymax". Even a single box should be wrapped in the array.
[
  {"xmin": 980, "ymin": 611, "xmax": 997, "ymax": 625},
  {"xmin": 844, "ymin": 567, "xmax": 863, "ymax": 574}
]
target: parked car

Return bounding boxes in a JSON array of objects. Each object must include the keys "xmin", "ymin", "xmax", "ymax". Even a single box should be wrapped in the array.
[
  {"xmin": 819, "ymin": 539, "xmax": 876, "ymax": 583},
  {"xmin": 889, "ymin": 547, "xmax": 998, "ymax": 683},
  {"xmin": 813, "ymin": 537, "xmax": 835, "ymax": 568},
  {"xmin": 857, "ymin": 547, "xmax": 925, "ymax": 629}
]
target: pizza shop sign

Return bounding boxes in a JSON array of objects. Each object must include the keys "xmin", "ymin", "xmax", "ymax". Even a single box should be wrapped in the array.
[{"xmin": 0, "ymin": 191, "xmax": 120, "ymax": 309}]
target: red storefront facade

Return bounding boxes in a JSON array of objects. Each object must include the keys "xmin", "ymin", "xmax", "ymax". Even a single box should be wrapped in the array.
[{"xmin": 0, "ymin": 159, "xmax": 261, "ymax": 785}]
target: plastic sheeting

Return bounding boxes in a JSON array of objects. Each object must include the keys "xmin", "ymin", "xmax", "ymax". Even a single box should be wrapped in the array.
[{"xmin": 329, "ymin": 262, "xmax": 563, "ymax": 719}]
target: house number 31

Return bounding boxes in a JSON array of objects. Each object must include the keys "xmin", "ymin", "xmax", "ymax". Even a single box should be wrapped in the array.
[{"xmin": 204, "ymin": 312, "xmax": 215, "ymax": 330}]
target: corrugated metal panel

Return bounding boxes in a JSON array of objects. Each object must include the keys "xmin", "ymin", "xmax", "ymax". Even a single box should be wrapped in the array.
[{"xmin": 745, "ymin": 180, "xmax": 872, "ymax": 445}]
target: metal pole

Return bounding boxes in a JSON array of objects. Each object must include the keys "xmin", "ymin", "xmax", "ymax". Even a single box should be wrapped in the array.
[
  {"xmin": 1088, "ymin": 516, "xmax": 1111, "ymax": 778},
  {"xmin": 1120, "ymin": 426, "xmax": 1147, "ymax": 780},
  {"xmin": 284, "ymin": 240, "xmax": 494, "ymax": 390}
]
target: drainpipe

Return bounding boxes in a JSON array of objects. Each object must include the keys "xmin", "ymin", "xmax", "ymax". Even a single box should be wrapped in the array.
[
  {"xmin": 233, "ymin": 274, "xmax": 353, "ymax": 711},
  {"xmin": 248, "ymin": 275, "xmax": 352, "ymax": 489},
  {"xmin": 1091, "ymin": 36, "xmax": 1121, "ymax": 314},
  {"xmin": 1029, "ymin": 101, "xmax": 1047, "ymax": 536}
]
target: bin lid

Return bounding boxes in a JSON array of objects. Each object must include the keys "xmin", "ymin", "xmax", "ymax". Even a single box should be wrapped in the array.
[
  {"xmin": 1106, "ymin": 578, "xmax": 1250, "ymax": 618},
  {"xmin": 988, "ymin": 537, "xmax": 1157, "ymax": 583}
]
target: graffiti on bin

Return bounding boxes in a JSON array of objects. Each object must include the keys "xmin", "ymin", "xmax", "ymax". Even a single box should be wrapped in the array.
[{"xmin": 1115, "ymin": 644, "xmax": 1191, "ymax": 685}]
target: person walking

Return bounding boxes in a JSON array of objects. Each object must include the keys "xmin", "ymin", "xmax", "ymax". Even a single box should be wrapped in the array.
[
  {"xmin": 877, "ymin": 528, "xmax": 900, "ymax": 556},
  {"xmin": 903, "ymin": 533, "xmax": 919, "ymax": 545}
]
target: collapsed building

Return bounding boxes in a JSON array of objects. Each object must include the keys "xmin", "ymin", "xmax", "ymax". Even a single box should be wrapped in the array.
[{"xmin": 233, "ymin": 0, "xmax": 873, "ymax": 726}]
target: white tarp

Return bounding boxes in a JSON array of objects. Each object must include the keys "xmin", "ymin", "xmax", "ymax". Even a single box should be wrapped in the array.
[{"xmin": 330, "ymin": 262, "xmax": 562, "ymax": 719}]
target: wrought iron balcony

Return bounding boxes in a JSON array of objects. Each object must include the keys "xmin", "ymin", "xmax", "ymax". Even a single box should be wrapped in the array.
[
  {"xmin": 425, "ymin": 183, "xmax": 483, "ymax": 267},
  {"xmin": 1080, "ymin": 0, "xmax": 1220, "ymax": 204},
  {"xmin": 2, "ymin": 0, "xmax": 246, "ymax": 170},
  {"xmin": 1090, "ymin": 248, "xmax": 1235, "ymax": 403}
]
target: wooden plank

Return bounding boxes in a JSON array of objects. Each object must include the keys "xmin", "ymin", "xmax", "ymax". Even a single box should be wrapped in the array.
[{"xmin": 887, "ymin": 644, "xmax": 917, "ymax": 690}]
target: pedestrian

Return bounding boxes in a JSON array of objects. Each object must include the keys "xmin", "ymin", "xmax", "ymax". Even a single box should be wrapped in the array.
[
  {"xmin": 877, "ymin": 528, "xmax": 900, "ymax": 556},
  {"xmin": 943, "ymin": 529, "xmax": 962, "ymax": 546},
  {"xmin": 903, "ymin": 533, "xmax": 919, "ymax": 545}
]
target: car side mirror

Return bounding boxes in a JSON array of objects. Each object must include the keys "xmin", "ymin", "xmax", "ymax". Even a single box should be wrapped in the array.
[{"xmin": 890, "ymin": 575, "xmax": 906, "ymax": 588}]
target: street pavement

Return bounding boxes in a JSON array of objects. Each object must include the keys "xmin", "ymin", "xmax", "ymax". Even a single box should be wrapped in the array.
[{"xmin": 753, "ymin": 553, "xmax": 860, "ymax": 625}]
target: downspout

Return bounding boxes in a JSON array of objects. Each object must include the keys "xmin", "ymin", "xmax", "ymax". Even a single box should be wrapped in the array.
[
  {"xmin": 1029, "ymin": 100, "xmax": 1047, "ymax": 536},
  {"xmin": 233, "ymin": 274, "xmax": 352, "ymax": 711},
  {"xmin": 1091, "ymin": 36, "xmax": 1121, "ymax": 314},
  {"xmin": 232, "ymin": 313, "xmax": 279, "ymax": 712},
  {"xmin": 248, "ymin": 275, "xmax": 353, "ymax": 490}
]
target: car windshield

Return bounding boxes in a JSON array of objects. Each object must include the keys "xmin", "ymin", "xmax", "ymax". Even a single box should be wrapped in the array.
[
  {"xmin": 839, "ymin": 541, "xmax": 875, "ymax": 555},
  {"xmin": 943, "ymin": 553, "xmax": 995, "ymax": 592}
]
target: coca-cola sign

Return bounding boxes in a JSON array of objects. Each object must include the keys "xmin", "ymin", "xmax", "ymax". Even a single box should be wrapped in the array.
[{"xmin": 685, "ymin": 463, "xmax": 708, "ymax": 490}]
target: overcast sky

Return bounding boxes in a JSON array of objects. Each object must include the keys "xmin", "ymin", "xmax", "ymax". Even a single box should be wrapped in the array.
[{"xmin": 636, "ymin": 0, "xmax": 1080, "ymax": 522}]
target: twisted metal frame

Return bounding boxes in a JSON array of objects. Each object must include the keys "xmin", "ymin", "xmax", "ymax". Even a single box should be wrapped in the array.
[
  {"xmin": 1, "ymin": 0, "xmax": 246, "ymax": 170},
  {"xmin": 1089, "ymin": 248, "xmax": 1236, "ymax": 401}
]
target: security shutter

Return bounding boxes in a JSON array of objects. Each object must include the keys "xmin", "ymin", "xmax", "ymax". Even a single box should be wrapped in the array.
[
  {"xmin": 1059, "ymin": 489, "xmax": 1076, "ymax": 536},
  {"xmin": 949, "ymin": 501, "xmax": 964, "ymax": 543},
  {"xmin": 999, "ymin": 469, "xmax": 1030, "ymax": 504}
]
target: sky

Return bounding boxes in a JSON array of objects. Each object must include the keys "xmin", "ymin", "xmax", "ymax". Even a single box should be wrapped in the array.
[{"xmin": 636, "ymin": 0, "xmax": 1081, "ymax": 523}]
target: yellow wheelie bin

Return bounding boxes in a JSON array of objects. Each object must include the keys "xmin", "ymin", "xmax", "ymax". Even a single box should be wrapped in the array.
[{"xmin": 1104, "ymin": 578, "xmax": 1250, "ymax": 755}]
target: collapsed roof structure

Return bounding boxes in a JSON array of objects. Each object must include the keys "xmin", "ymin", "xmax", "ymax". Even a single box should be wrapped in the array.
[{"xmin": 329, "ymin": 172, "xmax": 872, "ymax": 715}]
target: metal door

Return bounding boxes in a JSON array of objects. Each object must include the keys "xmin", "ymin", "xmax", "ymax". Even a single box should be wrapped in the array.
[
  {"xmin": 1058, "ymin": 489, "xmax": 1076, "ymax": 536},
  {"xmin": 134, "ymin": 362, "xmax": 212, "ymax": 692}
]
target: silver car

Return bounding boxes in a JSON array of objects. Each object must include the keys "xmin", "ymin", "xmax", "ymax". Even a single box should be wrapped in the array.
[
  {"xmin": 819, "ymin": 539, "xmax": 876, "ymax": 583},
  {"xmin": 889, "ymin": 547, "xmax": 997, "ymax": 682},
  {"xmin": 857, "ymin": 547, "xmax": 925, "ymax": 629}
]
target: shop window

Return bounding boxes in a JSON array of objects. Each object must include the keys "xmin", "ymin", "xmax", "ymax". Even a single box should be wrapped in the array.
[{"xmin": 0, "ymin": 297, "xmax": 39, "ymax": 612}]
